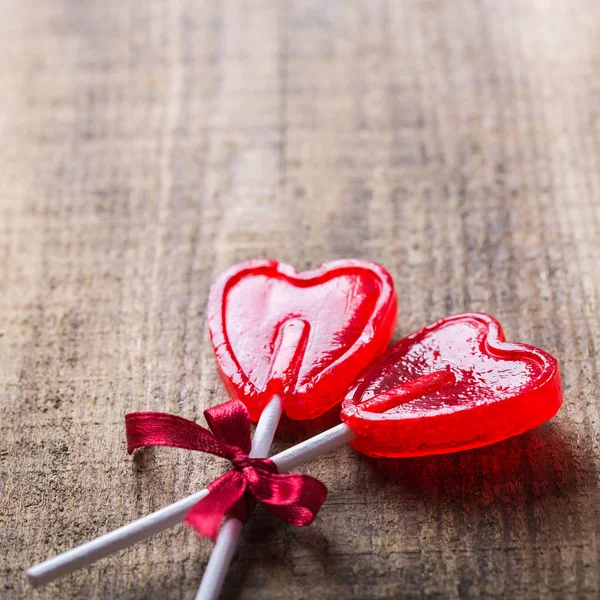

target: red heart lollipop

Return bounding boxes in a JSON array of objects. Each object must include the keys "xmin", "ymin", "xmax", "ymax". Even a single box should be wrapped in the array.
[
  {"xmin": 341, "ymin": 313, "xmax": 562, "ymax": 457},
  {"xmin": 208, "ymin": 259, "xmax": 397, "ymax": 421}
]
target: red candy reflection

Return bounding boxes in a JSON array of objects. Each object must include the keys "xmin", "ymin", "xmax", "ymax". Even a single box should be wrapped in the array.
[
  {"xmin": 342, "ymin": 313, "xmax": 562, "ymax": 457},
  {"xmin": 208, "ymin": 259, "xmax": 397, "ymax": 421}
]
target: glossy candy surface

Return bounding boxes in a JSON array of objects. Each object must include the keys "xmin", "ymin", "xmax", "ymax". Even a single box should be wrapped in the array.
[
  {"xmin": 342, "ymin": 313, "xmax": 562, "ymax": 457},
  {"xmin": 208, "ymin": 259, "xmax": 397, "ymax": 421}
]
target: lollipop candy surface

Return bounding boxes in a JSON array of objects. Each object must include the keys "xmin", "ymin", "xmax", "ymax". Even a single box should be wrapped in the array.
[
  {"xmin": 342, "ymin": 313, "xmax": 562, "ymax": 457},
  {"xmin": 208, "ymin": 259, "xmax": 397, "ymax": 421}
]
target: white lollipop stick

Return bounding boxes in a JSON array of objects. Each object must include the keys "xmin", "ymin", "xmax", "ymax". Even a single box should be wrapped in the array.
[
  {"xmin": 195, "ymin": 394, "xmax": 282, "ymax": 600},
  {"xmin": 27, "ymin": 489, "xmax": 210, "ymax": 586},
  {"xmin": 196, "ymin": 318, "xmax": 308, "ymax": 600},
  {"xmin": 26, "ymin": 420, "xmax": 354, "ymax": 587}
]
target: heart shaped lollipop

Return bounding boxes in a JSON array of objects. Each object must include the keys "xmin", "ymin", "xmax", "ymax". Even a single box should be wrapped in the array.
[
  {"xmin": 341, "ymin": 312, "xmax": 562, "ymax": 457},
  {"xmin": 208, "ymin": 259, "xmax": 398, "ymax": 421}
]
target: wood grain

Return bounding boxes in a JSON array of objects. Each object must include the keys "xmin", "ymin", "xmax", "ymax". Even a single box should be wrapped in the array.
[{"xmin": 1, "ymin": 0, "xmax": 599, "ymax": 598}]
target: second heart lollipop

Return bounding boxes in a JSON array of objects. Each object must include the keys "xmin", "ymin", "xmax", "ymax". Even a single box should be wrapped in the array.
[
  {"xmin": 270, "ymin": 311, "xmax": 562, "ymax": 484},
  {"xmin": 342, "ymin": 312, "xmax": 562, "ymax": 456}
]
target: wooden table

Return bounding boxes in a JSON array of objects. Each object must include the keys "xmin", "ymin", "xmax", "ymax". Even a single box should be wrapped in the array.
[{"xmin": 2, "ymin": 1, "xmax": 599, "ymax": 598}]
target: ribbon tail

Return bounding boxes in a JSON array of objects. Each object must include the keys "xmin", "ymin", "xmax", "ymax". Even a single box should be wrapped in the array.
[
  {"xmin": 247, "ymin": 470, "xmax": 328, "ymax": 527},
  {"xmin": 185, "ymin": 471, "xmax": 247, "ymax": 542}
]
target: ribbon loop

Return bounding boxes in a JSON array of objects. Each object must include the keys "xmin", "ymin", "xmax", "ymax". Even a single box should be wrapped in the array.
[
  {"xmin": 125, "ymin": 400, "xmax": 328, "ymax": 542},
  {"xmin": 204, "ymin": 401, "xmax": 252, "ymax": 455}
]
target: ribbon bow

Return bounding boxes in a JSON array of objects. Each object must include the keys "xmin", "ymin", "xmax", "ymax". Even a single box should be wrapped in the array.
[{"xmin": 125, "ymin": 400, "xmax": 327, "ymax": 541}]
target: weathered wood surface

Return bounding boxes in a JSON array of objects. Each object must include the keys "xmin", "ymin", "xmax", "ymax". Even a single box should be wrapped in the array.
[{"xmin": 1, "ymin": 0, "xmax": 599, "ymax": 598}]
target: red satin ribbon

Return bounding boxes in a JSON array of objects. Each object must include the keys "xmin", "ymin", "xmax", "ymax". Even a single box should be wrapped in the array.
[{"xmin": 125, "ymin": 400, "xmax": 327, "ymax": 541}]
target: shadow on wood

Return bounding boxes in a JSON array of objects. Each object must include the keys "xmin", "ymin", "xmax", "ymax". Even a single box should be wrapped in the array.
[{"xmin": 365, "ymin": 423, "xmax": 585, "ymax": 504}]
